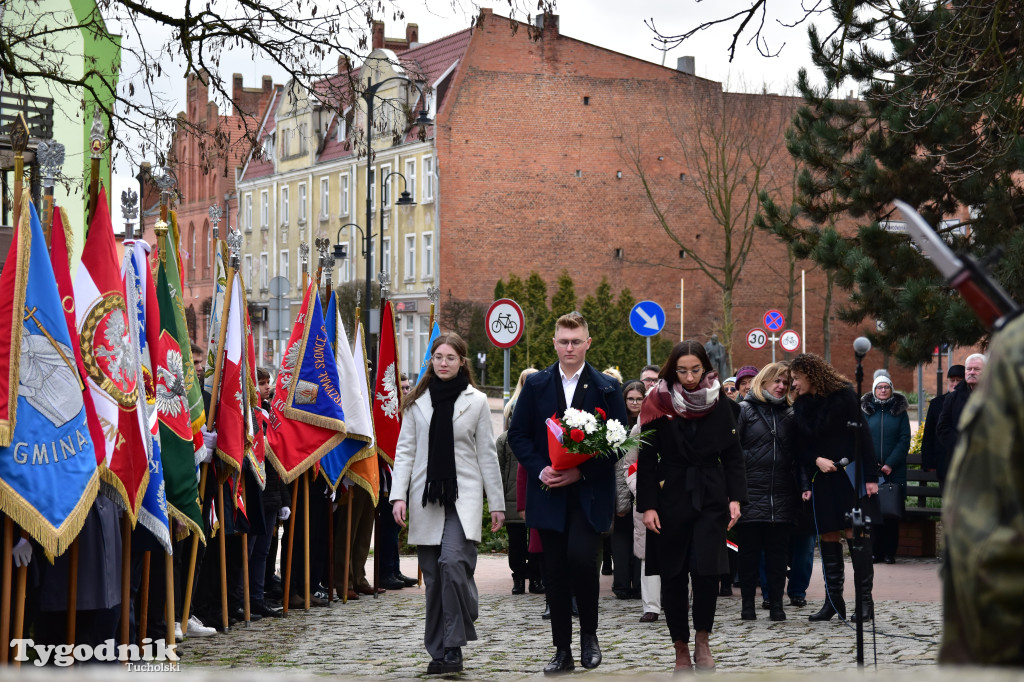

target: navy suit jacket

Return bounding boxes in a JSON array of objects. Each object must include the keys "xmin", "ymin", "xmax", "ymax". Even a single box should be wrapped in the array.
[{"xmin": 507, "ymin": 362, "xmax": 628, "ymax": 534}]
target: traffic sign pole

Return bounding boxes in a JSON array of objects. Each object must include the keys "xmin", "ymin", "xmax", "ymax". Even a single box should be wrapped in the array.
[
  {"xmin": 646, "ymin": 337, "xmax": 651, "ymax": 366},
  {"xmin": 504, "ymin": 348, "xmax": 511, "ymax": 407}
]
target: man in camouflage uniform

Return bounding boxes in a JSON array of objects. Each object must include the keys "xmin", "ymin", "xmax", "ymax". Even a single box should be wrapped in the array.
[{"xmin": 940, "ymin": 313, "xmax": 1024, "ymax": 664}]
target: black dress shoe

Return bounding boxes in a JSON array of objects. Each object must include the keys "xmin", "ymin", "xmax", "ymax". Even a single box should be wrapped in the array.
[
  {"xmin": 542, "ymin": 602, "xmax": 551, "ymax": 620},
  {"xmin": 761, "ymin": 599, "xmax": 771, "ymax": 610},
  {"xmin": 252, "ymin": 601, "xmax": 284, "ymax": 618},
  {"xmin": 441, "ymin": 647, "xmax": 463, "ymax": 673},
  {"xmin": 543, "ymin": 648, "xmax": 575, "ymax": 674},
  {"xmin": 601, "ymin": 561, "xmax": 613, "ymax": 576},
  {"xmin": 789, "ymin": 596, "xmax": 807, "ymax": 607},
  {"xmin": 580, "ymin": 632, "xmax": 602, "ymax": 669},
  {"xmin": 381, "ymin": 575, "xmax": 406, "ymax": 590},
  {"xmin": 231, "ymin": 607, "xmax": 261, "ymax": 623},
  {"xmin": 529, "ymin": 579, "xmax": 546, "ymax": 594},
  {"xmin": 884, "ymin": 556, "xmax": 896, "ymax": 564},
  {"xmin": 426, "ymin": 657, "xmax": 446, "ymax": 674},
  {"xmin": 397, "ymin": 572, "xmax": 418, "ymax": 587},
  {"xmin": 512, "ymin": 578, "xmax": 526, "ymax": 595}
]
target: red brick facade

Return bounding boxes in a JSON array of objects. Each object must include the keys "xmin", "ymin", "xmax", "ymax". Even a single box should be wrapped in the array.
[{"xmin": 436, "ymin": 10, "xmax": 911, "ymax": 388}]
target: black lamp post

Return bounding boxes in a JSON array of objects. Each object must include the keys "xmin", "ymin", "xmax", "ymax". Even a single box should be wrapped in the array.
[
  {"xmin": 377, "ymin": 169, "xmax": 415, "ymax": 289},
  {"xmin": 850, "ymin": 335, "xmax": 872, "ymax": 667},
  {"xmin": 359, "ymin": 75, "xmax": 432, "ymax": 369}
]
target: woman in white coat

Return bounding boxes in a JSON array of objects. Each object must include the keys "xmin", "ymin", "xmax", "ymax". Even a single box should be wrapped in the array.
[{"xmin": 391, "ymin": 332, "xmax": 505, "ymax": 675}]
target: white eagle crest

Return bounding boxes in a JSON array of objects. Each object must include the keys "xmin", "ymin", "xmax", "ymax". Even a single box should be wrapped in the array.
[
  {"xmin": 96, "ymin": 311, "xmax": 136, "ymax": 385},
  {"xmin": 277, "ymin": 339, "xmax": 301, "ymax": 389},
  {"xmin": 155, "ymin": 348, "xmax": 188, "ymax": 418},
  {"xmin": 375, "ymin": 362, "xmax": 399, "ymax": 420}
]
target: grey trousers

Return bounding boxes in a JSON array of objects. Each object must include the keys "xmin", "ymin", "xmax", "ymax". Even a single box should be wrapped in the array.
[{"xmin": 416, "ymin": 506, "xmax": 479, "ymax": 660}]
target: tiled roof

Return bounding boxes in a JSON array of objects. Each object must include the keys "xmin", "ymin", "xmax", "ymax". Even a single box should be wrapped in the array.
[
  {"xmin": 399, "ymin": 27, "xmax": 472, "ymax": 142},
  {"xmin": 238, "ymin": 85, "xmax": 282, "ymax": 182}
]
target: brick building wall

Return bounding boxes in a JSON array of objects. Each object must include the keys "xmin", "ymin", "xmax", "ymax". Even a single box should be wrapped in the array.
[{"xmin": 436, "ymin": 10, "xmax": 911, "ymax": 388}]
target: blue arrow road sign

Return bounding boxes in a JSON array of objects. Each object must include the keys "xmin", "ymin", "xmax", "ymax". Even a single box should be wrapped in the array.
[{"xmin": 630, "ymin": 301, "xmax": 665, "ymax": 337}]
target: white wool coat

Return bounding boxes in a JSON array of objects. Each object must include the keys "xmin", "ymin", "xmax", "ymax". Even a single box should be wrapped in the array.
[{"xmin": 390, "ymin": 385, "xmax": 505, "ymax": 545}]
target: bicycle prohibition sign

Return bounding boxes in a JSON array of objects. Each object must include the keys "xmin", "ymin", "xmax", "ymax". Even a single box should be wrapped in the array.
[{"xmin": 486, "ymin": 298, "xmax": 524, "ymax": 349}]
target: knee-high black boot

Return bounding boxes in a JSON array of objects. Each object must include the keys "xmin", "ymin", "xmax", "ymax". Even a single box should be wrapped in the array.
[
  {"xmin": 848, "ymin": 536, "xmax": 874, "ymax": 622},
  {"xmin": 809, "ymin": 541, "xmax": 845, "ymax": 622}
]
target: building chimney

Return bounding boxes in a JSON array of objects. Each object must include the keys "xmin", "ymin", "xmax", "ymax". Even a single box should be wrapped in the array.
[
  {"xmin": 372, "ymin": 20, "xmax": 385, "ymax": 49},
  {"xmin": 406, "ymin": 23, "xmax": 418, "ymax": 45},
  {"xmin": 676, "ymin": 56, "xmax": 695, "ymax": 75},
  {"xmin": 262, "ymin": 75, "xmax": 273, "ymax": 92},
  {"xmin": 534, "ymin": 14, "xmax": 559, "ymax": 35}
]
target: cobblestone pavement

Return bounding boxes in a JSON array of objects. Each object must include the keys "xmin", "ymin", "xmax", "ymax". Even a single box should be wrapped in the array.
[{"xmin": 177, "ymin": 558, "xmax": 941, "ymax": 678}]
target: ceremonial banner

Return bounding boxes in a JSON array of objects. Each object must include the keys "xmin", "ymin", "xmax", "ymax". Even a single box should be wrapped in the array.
[
  {"xmin": 242, "ymin": 289, "xmax": 265, "ymax": 488},
  {"xmin": 343, "ymin": 320, "xmax": 379, "ymax": 504},
  {"xmin": 155, "ymin": 253, "xmax": 206, "ymax": 540},
  {"xmin": 372, "ymin": 299, "xmax": 401, "ymax": 466},
  {"xmin": 419, "ymin": 319, "xmax": 440, "ymax": 377},
  {"xmin": 162, "ymin": 211, "xmax": 206, "ymax": 435},
  {"xmin": 74, "ymin": 187, "xmax": 148, "ymax": 521},
  {"xmin": 320, "ymin": 294, "xmax": 374, "ymax": 490},
  {"xmin": 213, "ymin": 271, "xmax": 246, "ymax": 473},
  {"xmin": 266, "ymin": 283, "xmax": 347, "ymax": 484},
  {"xmin": 0, "ymin": 198, "xmax": 99, "ymax": 556},
  {"xmin": 123, "ymin": 240, "xmax": 171, "ymax": 552},
  {"xmin": 203, "ymin": 241, "xmax": 227, "ymax": 395}
]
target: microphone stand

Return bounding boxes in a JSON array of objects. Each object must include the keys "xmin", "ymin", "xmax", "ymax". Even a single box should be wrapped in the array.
[{"xmin": 847, "ymin": 349, "xmax": 869, "ymax": 668}]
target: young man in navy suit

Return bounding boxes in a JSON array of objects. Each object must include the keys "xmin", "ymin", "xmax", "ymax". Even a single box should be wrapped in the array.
[{"xmin": 508, "ymin": 312, "xmax": 628, "ymax": 674}]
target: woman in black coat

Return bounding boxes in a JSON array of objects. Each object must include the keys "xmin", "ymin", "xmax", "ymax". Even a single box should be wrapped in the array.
[
  {"xmin": 636, "ymin": 341, "xmax": 747, "ymax": 673},
  {"xmin": 790, "ymin": 354, "xmax": 879, "ymax": 623},
  {"xmin": 735, "ymin": 362, "xmax": 807, "ymax": 622}
]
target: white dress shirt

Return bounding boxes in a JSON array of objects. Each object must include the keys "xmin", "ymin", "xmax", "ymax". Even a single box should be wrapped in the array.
[{"xmin": 559, "ymin": 364, "xmax": 584, "ymax": 410}]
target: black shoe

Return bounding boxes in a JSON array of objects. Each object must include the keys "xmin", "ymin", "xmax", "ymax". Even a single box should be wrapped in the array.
[
  {"xmin": 789, "ymin": 596, "xmax": 807, "ymax": 607},
  {"xmin": 613, "ymin": 590, "xmax": 630, "ymax": 600},
  {"xmin": 741, "ymin": 595, "xmax": 756, "ymax": 620},
  {"xmin": 769, "ymin": 602, "xmax": 787, "ymax": 621},
  {"xmin": 529, "ymin": 579, "xmax": 546, "ymax": 594},
  {"xmin": 580, "ymin": 632, "xmax": 601, "ymax": 670},
  {"xmin": 601, "ymin": 562, "xmax": 613, "ymax": 576},
  {"xmin": 543, "ymin": 648, "xmax": 575, "ymax": 674},
  {"xmin": 884, "ymin": 556, "xmax": 896, "ymax": 565},
  {"xmin": 231, "ymin": 607, "xmax": 260, "ymax": 623},
  {"xmin": 761, "ymin": 599, "xmax": 770, "ymax": 610},
  {"xmin": 512, "ymin": 578, "xmax": 526, "ymax": 595},
  {"xmin": 542, "ymin": 602, "xmax": 551, "ymax": 620},
  {"xmin": 252, "ymin": 601, "xmax": 284, "ymax": 618},
  {"xmin": 809, "ymin": 541, "xmax": 846, "ymax": 622},
  {"xmin": 426, "ymin": 657, "xmax": 446, "ymax": 674},
  {"xmin": 440, "ymin": 647, "xmax": 463, "ymax": 673},
  {"xmin": 571, "ymin": 596, "xmax": 579, "ymax": 618},
  {"xmin": 381, "ymin": 575, "xmax": 406, "ymax": 591},
  {"xmin": 397, "ymin": 572, "xmax": 419, "ymax": 587},
  {"xmin": 719, "ymin": 584, "xmax": 733, "ymax": 597}
]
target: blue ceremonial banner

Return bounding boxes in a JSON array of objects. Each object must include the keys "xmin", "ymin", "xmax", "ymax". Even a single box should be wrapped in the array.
[
  {"xmin": 124, "ymin": 243, "xmax": 171, "ymax": 553},
  {"xmin": 0, "ymin": 199, "xmax": 99, "ymax": 556},
  {"xmin": 280, "ymin": 291, "xmax": 348, "ymax": 431},
  {"xmin": 419, "ymin": 320, "xmax": 440, "ymax": 377},
  {"xmin": 320, "ymin": 293, "xmax": 375, "ymax": 489}
]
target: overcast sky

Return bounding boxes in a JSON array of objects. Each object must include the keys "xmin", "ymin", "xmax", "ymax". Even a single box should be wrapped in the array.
[{"xmin": 112, "ymin": 1, "xmax": 838, "ymax": 173}]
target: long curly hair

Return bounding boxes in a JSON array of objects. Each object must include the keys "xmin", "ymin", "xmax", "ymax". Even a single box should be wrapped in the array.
[{"xmin": 789, "ymin": 353, "xmax": 850, "ymax": 395}]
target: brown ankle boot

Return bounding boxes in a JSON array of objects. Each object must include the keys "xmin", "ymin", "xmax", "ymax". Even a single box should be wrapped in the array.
[
  {"xmin": 673, "ymin": 640, "xmax": 692, "ymax": 673},
  {"xmin": 693, "ymin": 631, "xmax": 715, "ymax": 672}
]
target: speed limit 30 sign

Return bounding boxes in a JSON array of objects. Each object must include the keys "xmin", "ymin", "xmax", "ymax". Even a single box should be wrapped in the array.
[{"xmin": 746, "ymin": 328, "xmax": 768, "ymax": 350}]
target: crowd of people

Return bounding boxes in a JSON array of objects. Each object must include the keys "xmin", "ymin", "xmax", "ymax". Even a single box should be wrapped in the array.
[{"xmin": 18, "ymin": 309, "xmax": 986, "ymax": 674}]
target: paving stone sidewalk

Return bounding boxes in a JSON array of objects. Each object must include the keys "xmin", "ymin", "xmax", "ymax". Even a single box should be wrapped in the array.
[{"xmin": 177, "ymin": 559, "xmax": 941, "ymax": 678}]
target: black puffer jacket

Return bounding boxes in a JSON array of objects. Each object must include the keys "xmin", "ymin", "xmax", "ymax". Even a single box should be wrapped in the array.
[{"xmin": 735, "ymin": 395, "xmax": 805, "ymax": 525}]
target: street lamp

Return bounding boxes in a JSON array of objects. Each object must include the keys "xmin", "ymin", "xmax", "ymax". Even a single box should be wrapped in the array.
[
  {"xmin": 377, "ymin": 169, "xmax": 415, "ymax": 293},
  {"xmin": 362, "ymin": 74, "xmax": 432, "ymax": 369},
  {"xmin": 334, "ymin": 222, "xmax": 370, "ymax": 315}
]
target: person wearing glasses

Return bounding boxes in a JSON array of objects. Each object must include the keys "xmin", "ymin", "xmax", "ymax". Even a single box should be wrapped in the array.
[
  {"xmin": 612, "ymin": 381, "xmax": 644, "ymax": 601},
  {"xmin": 508, "ymin": 312, "xmax": 628, "ymax": 674},
  {"xmin": 640, "ymin": 365, "xmax": 660, "ymax": 393},
  {"xmin": 617, "ymin": 380, "xmax": 660, "ymax": 622},
  {"xmin": 722, "ymin": 376, "xmax": 738, "ymax": 400},
  {"xmin": 636, "ymin": 341, "xmax": 747, "ymax": 673}
]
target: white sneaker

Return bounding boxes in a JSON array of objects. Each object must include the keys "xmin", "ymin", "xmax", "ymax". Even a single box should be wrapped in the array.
[
  {"xmin": 174, "ymin": 621, "xmax": 183, "ymax": 641},
  {"xmin": 186, "ymin": 615, "xmax": 217, "ymax": 637}
]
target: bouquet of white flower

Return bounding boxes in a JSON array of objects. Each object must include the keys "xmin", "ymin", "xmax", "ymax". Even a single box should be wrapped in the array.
[{"xmin": 545, "ymin": 407, "xmax": 652, "ymax": 471}]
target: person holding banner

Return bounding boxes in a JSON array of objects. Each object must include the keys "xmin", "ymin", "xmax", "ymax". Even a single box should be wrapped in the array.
[{"xmin": 391, "ymin": 333, "xmax": 505, "ymax": 675}]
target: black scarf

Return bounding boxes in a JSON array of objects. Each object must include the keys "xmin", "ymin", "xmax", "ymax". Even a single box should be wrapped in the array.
[{"xmin": 422, "ymin": 372, "xmax": 470, "ymax": 508}]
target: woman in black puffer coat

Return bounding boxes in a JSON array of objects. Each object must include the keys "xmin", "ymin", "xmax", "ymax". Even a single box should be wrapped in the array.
[
  {"xmin": 735, "ymin": 362, "xmax": 807, "ymax": 622},
  {"xmin": 790, "ymin": 354, "xmax": 879, "ymax": 624}
]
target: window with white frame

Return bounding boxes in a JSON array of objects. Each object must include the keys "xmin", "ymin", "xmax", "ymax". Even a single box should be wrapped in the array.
[
  {"xmin": 422, "ymin": 156, "xmax": 434, "ymax": 201},
  {"xmin": 422, "ymin": 231, "xmax": 433, "ymax": 279},
  {"xmin": 299, "ymin": 123, "xmax": 308, "ymax": 154},
  {"xmin": 320, "ymin": 178, "xmax": 330, "ymax": 219},
  {"xmin": 369, "ymin": 169, "xmax": 376, "ymax": 211},
  {"xmin": 280, "ymin": 250, "xmax": 290, "ymax": 286},
  {"xmin": 280, "ymin": 186, "xmax": 289, "ymax": 225},
  {"xmin": 260, "ymin": 190, "xmax": 269, "ymax": 229},
  {"xmin": 244, "ymin": 255, "xmax": 253, "ymax": 290},
  {"xmin": 298, "ymin": 183, "xmax": 307, "ymax": 223},
  {"xmin": 339, "ymin": 173, "xmax": 350, "ymax": 216},
  {"xmin": 260, "ymin": 252, "xmax": 269, "ymax": 289},
  {"xmin": 381, "ymin": 164, "xmax": 392, "ymax": 207},
  {"xmin": 244, "ymin": 193, "xmax": 253, "ymax": 231},
  {"xmin": 405, "ymin": 159, "xmax": 416, "ymax": 202},
  {"xmin": 340, "ymin": 256, "xmax": 350, "ymax": 283},
  {"xmin": 336, "ymin": 113, "xmax": 347, "ymax": 143},
  {"xmin": 404, "ymin": 234, "xmax": 416, "ymax": 281},
  {"xmin": 382, "ymin": 237, "xmax": 391, "ymax": 273}
]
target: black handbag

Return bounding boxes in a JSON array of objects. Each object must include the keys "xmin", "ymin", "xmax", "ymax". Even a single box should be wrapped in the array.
[{"xmin": 877, "ymin": 479, "xmax": 905, "ymax": 521}]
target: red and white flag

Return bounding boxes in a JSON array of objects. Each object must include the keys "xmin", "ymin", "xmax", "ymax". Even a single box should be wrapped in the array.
[
  {"xmin": 74, "ymin": 188, "xmax": 149, "ymax": 521},
  {"xmin": 213, "ymin": 272, "xmax": 246, "ymax": 473},
  {"xmin": 372, "ymin": 300, "xmax": 402, "ymax": 466}
]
